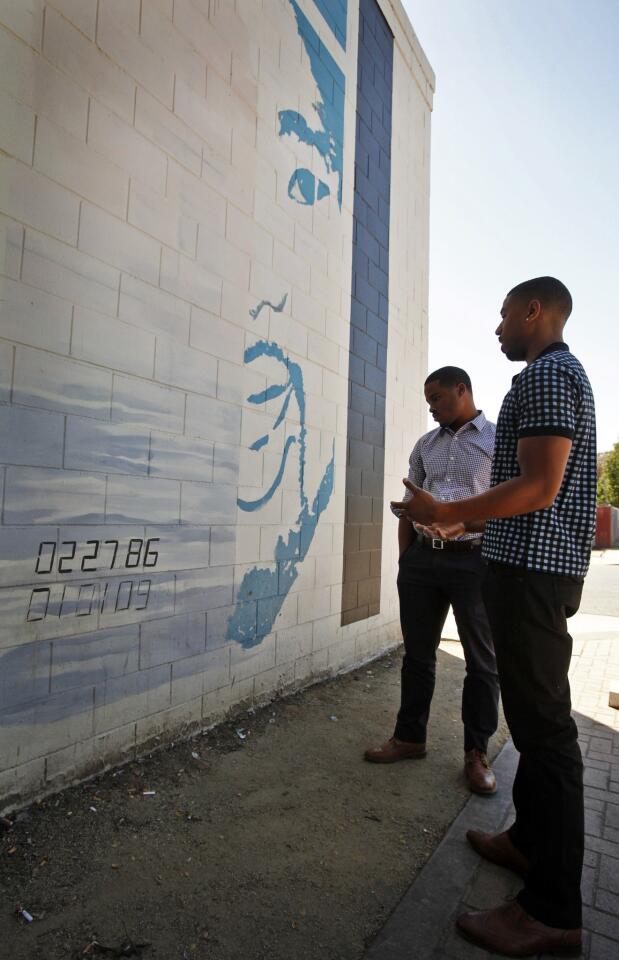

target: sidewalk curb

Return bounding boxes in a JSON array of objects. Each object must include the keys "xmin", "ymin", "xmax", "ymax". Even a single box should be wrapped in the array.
[{"xmin": 363, "ymin": 740, "xmax": 519, "ymax": 960}]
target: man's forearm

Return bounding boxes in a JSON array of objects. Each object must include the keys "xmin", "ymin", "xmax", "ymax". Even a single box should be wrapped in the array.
[
  {"xmin": 463, "ymin": 520, "xmax": 486, "ymax": 533},
  {"xmin": 439, "ymin": 475, "xmax": 557, "ymax": 526}
]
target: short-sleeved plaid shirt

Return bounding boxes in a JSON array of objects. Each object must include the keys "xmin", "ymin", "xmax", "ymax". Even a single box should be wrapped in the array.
[
  {"xmin": 482, "ymin": 343, "xmax": 596, "ymax": 577},
  {"xmin": 392, "ymin": 411, "xmax": 496, "ymax": 541}
]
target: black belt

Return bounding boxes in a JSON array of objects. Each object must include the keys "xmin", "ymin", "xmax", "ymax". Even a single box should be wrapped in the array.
[{"xmin": 418, "ymin": 536, "xmax": 482, "ymax": 553}]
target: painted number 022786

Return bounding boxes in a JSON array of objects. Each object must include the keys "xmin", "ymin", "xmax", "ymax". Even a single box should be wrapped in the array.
[{"xmin": 35, "ymin": 538, "xmax": 160, "ymax": 575}]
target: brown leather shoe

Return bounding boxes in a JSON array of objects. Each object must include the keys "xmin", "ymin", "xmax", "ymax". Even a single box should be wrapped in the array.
[
  {"xmin": 456, "ymin": 900, "xmax": 582, "ymax": 957},
  {"xmin": 466, "ymin": 829, "xmax": 529, "ymax": 878},
  {"xmin": 364, "ymin": 737, "xmax": 427, "ymax": 763},
  {"xmin": 464, "ymin": 749, "xmax": 497, "ymax": 794}
]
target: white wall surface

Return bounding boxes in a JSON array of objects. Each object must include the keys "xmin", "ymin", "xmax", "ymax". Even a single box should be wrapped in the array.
[{"xmin": 0, "ymin": 0, "xmax": 432, "ymax": 811}]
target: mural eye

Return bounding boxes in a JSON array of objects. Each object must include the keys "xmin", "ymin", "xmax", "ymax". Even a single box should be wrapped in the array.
[
  {"xmin": 288, "ymin": 168, "xmax": 317, "ymax": 205},
  {"xmin": 286, "ymin": 168, "xmax": 331, "ymax": 206}
]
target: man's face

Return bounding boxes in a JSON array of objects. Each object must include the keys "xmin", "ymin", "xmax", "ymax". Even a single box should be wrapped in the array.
[
  {"xmin": 424, "ymin": 379, "xmax": 465, "ymax": 428},
  {"xmin": 496, "ymin": 294, "xmax": 529, "ymax": 361}
]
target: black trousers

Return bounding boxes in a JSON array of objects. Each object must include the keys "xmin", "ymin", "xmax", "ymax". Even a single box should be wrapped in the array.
[
  {"xmin": 482, "ymin": 562, "xmax": 584, "ymax": 929},
  {"xmin": 395, "ymin": 541, "xmax": 499, "ymax": 752}
]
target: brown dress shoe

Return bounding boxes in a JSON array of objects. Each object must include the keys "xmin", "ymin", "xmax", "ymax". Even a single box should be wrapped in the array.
[
  {"xmin": 364, "ymin": 737, "xmax": 427, "ymax": 763},
  {"xmin": 456, "ymin": 900, "xmax": 582, "ymax": 957},
  {"xmin": 464, "ymin": 749, "xmax": 497, "ymax": 794},
  {"xmin": 466, "ymin": 828, "xmax": 529, "ymax": 877}
]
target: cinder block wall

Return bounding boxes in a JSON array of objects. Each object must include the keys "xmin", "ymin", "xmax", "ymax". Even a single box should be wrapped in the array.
[{"xmin": 0, "ymin": 0, "xmax": 433, "ymax": 811}]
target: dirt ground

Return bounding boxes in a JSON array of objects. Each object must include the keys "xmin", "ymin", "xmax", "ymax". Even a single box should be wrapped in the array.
[{"xmin": 0, "ymin": 642, "xmax": 508, "ymax": 960}]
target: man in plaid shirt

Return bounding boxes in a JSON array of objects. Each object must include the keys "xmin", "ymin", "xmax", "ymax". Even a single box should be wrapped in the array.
[
  {"xmin": 365, "ymin": 366, "xmax": 500, "ymax": 797},
  {"xmin": 393, "ymin": 277, "xmax": 596, "ymax": 958}
]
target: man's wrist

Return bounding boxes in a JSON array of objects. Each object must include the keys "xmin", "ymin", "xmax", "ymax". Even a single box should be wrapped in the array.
[{"xmin": 436, "ymin": 501, "xmax": 454, "ymax": 524}]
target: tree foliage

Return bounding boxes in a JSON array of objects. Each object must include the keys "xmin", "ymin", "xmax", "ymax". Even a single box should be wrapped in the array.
[{"xmin": 597, "ymin": 442, "xmax": 619, "ymax": 506}]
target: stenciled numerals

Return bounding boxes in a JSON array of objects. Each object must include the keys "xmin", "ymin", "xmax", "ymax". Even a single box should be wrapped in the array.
[
  {"xmin": 58, "ymin": 541, "xmax": 77, "ymax": 573},
  {"xmin": 125, "ymin": 539, "xmax": 142, "ymax": 568},
  {"xmin": 25, "ymin": 578, "xmax": 154, "ymax": 623},
  {"xmin": 27, "ymin": 537, "xmax": 161, "ymax": 625},
  {"xmin": 104, "ymin": 539, "xmax": 119, "ymax": 569},
  {"xmin": 34, "ymin": 538, "xmax": 160, "ymax": 575},
  {"xmin": 35, "ymin": 541, "xmax": 56, "ymax": 575},
  {"xmin": 81, "ymin": 540, "xmax": 100, "ymax": 572}
]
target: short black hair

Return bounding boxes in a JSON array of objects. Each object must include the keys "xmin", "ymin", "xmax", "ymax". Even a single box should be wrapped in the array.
[
  {"xmin": 425, "ymin": 366, "xmax": 472, "ymax": 392},
  {"xmin": 507, "ymin": 276, "xmax": 572, "ymax": 319}
]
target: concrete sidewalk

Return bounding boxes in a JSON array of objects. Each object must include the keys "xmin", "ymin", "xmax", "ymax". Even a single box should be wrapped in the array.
[{"xmin": 363, "ymin": 608, "xmax": 619, "ymax": 960}]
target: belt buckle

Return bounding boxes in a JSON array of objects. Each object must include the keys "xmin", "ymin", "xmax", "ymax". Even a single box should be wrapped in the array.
[{"xmin": 431, "ymin": 538, "xmax": 444, "ymax": 550}]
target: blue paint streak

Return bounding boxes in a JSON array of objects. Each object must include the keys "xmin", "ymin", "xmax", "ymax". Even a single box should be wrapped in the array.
[
  {"xmin": 249, "ymin": 294, "xmax": 288, "ymax": 322},
  {"xmin": 226, "ymin": 295, "xmax": 335, "ymax": 649},
  {"xmin": 279, "ymin": 112, "xmax": 333, "ymax": 161},
  {"xmin": 279, "ymin": 0, "xmax": 345, "ymax": 208},
  {"xmin": 228, "ymin": 449, "xmax": 335, "ymax": 648},
  {"xmin": 312, "ymin": 0, "xmax": 347, "ymax": 50},
  {"xmin": 248, "ymin": 383, "xmax": 289, "ymax": 405},
  {"xmin": 237, "ymin": 435, "xmax": 296, "ymax": 513},
  {"xmin": 250, "ymin": 434, "xmax": 269, "ymax": 452}
]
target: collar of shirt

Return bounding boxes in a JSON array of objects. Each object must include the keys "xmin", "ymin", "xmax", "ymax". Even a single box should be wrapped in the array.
[
  {"xmin": 510, "ymin": 342, "xmax": 571, "ymax": 385},
  {"xmin": 439, "ymin": 410, "xmax": 487, "ymax": 436},
  {"xmin": 535, "ymin": 341, "xmax": 570, "ymax": 360}
]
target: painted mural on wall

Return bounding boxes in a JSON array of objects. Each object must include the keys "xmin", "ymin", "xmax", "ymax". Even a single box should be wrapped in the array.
[
  {"xmin": 227, "ymin": 295, "xmax": 335, "ymax": 649},
  {"xmin": 311, "ymin": 0, "xmax": 348, "ymax": 50},
  {"xmin": 279, "ymin": 0, "xmax": 346, "ymax": 208},
  {"xmin": 6, "ymin": 0, "xmax": 347, "ymax": 653},
  {"xmin": 224, "ymin": 0, "xmax": 345, "ymax": 648}
]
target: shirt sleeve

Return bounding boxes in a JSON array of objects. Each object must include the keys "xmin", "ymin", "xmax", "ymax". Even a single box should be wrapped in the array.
[
  {"xmin": 515, "ymin": 360, "xmax": 577, "ymax": 440},
  {"xmin": 391, "ymin": 438, "xmax": 425, "ymax": 518}
]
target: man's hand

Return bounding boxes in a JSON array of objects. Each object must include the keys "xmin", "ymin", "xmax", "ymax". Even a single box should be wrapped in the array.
[
  {"xmin": 416, "ymin": 521, "xmax": 467, "ymax": 540},
  {"xmin": 390, "ymin": 479, "xmax": 448, "ymax": 526}
]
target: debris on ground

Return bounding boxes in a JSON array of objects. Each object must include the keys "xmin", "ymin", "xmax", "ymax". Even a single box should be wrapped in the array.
[
  {"xmin": 0, "ymin": 647, "xmax": 508, "ymax": 960},
  {"xmin": 82, "ymin": 937, "xmax": 151, "ymax": 957},
  {"xmin": 189, "ymin": 752, "xmax": 209, "ymax": 770}
]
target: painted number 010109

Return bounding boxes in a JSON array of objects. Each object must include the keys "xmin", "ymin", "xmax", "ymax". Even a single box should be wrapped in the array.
[
  {"xmin": 35, "ymin": 538, "xmax": 160, "ymax": 574},
  {"xmin": 26, "ymin": 578, "xmax": 152, "ymax": 622}
]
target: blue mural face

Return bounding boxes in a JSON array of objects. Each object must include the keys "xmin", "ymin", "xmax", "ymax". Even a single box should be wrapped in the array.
[
  {"xmin": 279, "ymin": 0, "xmax": 345, "ymax": 208},
  {"xmin": 226, "ymin": 296, "xmax": 335, "ymax": 649},
  {"xmin": 311, "ymin": 0, "xmax": 348, "ymax": 50}
]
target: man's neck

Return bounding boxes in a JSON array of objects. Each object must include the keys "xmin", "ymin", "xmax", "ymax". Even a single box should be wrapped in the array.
[
  {"xmin": 525, "ymin": 335, "xmax": 565, "ymax": 365},
  {"xmin": 448, "ymin": 408, "xmax": 479, "ymax": 431}
]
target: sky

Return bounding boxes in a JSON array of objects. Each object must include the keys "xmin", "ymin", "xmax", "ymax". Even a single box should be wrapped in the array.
[{"xmin": 401, "ymin": 0, "xmax": 618, "ymax": 451}]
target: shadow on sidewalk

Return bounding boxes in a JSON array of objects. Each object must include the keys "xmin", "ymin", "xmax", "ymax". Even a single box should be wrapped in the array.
[{"xmin": 363, "ymin": 709, "xmax": 619, "ymax": 960}]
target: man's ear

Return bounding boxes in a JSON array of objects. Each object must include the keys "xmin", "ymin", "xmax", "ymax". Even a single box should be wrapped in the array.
[{"xmin": 526, "ymin": 298, "xmax": 542, "ymax": 323}]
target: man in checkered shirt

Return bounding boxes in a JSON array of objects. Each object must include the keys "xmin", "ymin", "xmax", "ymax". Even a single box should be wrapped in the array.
[
  {"xmin": 393, "ymin": 278, "xmax": 596, "ymax": 958},
  {"xmin": 365, "ymin": 366, "xmax": 500, "ymax": 797}
]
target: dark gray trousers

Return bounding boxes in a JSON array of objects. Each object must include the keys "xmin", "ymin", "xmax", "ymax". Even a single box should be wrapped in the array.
[
  {"xmin": 483, "ymin": 562, "xmax": 584, "ymax": 929},
  {"xmin": 395, "ymin": 541, "xmax": 500, "ymax": 752}
]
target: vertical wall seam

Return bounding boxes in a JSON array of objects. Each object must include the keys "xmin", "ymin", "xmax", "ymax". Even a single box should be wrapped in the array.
[{"xmin": 341, "ymin": 0, "xmax": 393, "ymax": 627}]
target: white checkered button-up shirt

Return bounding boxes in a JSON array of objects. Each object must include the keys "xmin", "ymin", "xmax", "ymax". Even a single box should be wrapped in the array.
[
  {"xmin": 482, "ymin": 343, "xmax": 597, "ymax": 577},
  {"xmin": 392, "ymin": 411, "xmax": 496, "ymax": 541}
]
